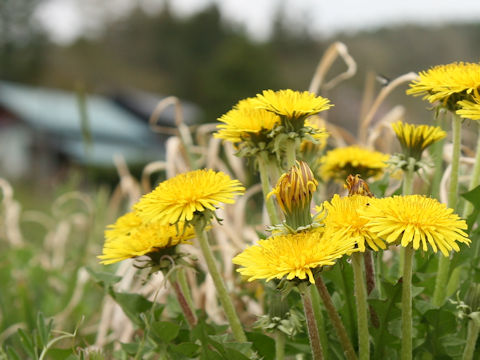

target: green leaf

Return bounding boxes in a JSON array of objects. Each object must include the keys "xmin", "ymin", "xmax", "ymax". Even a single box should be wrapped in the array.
[
  {"xmin": 169, "ymin": 342, "xmax": 200, "ymax": 357},
  {"xmin": 108, "ymin": 288, "xmax": 154, "ymax": 328},
  {"xmin": 46, "ymin": 348, "xmax": 75, "ymax": 360},
  {"xmin": 246, "ymin": 331, "xmax": 275, "ymax": 360},
  {"xmin": 5, "ymin": 346, "xmax": 22, "ymax": 360},
  {"xmin": 120, "ymin": 342, "xmax": 140, "ymax": 355},
  {"xmin": 200, "ymin": 348, "xmax": 224, "ymax": 360},
  {"xmin": 17, "ymin": 328, "xmax": 37, "ymax": 359},
  {"xmin": 36, "ymin": 312, "xmax": 53, "ymax": 348},
  {"xmin": 370, "ymin": 173, "xmax": 391, "ymax": 197},
  {"xmin": 370, "ymin": 280, "xmax": 402, "ymax": 360},
  {"xmin": 151, "ymin": 321, "xmax": 180, "ymax": 343},
  {"xmin": 418, "ymin": 308, "xmax": 459, "ymax": 357},
  {"xmin": 461, "ymin": 185, "xmax": 480, "ymax": 230},
  {"xmin": 86, "ymin": 268, "xmax": 121, "ymax": 287}
]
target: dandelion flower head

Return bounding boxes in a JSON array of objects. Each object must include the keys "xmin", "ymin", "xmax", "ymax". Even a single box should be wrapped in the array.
[
  {"xmin": 214, "ymin": 98, "xmax": 280, "ymax": 143},
  {"xmin": 135, "ymin": 169, "xmax": 245, "ymax": 226},
  {"xmin": 319, "ymin": 194, "xmax": 386, "ymax": 252},
  {"xmin": 392, "ymin": 121, "xmax": 446, "ymax": 160},
  {"xmin": 457, "ymin": 95, "xmax": 480, "ymax": 120},
  {"xmin": 233, "ymin": 229, "xmax": 356, "ymax": 284},
  {"xmin": 319, "ymin": 146, "xmax": 389, "ymax": 182},
  {"xmin": 98, "ymin": 212, "xmax": 195, "ymax": 264},
  {"xmin": 407, "ymin": 62, "xmax": 480, "ymax": 105},
  {"xmin": 360, "ymin": 195, "xmax": 470, "ymax": 256},
  {"xmin": 253, "ymin": 89, "xmax": 332, "ymax": 120}
]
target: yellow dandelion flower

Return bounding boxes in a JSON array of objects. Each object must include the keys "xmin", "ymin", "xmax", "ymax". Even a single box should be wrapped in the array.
[
  {"xmin": 360, "ymin": 195, "xmax": 470, "ymax": 256},
  {"xmin": 98, "ymin": 212, "xmax": 195, "ymax": 264},
  {"xmin": 457, "ymin": 96, "xmax": 480, "ymax": 120},
  {"xmin": 135, "ymin": 169, "xmax": 245, "ymax": 226},
  {"xmin": 319, "ymin": 146, "xmax": 389, "ymax": 182},
  {"xmin": 233, "ymin": 229, "xmax": 356, "ymax": 284},
  {"xmin": 214, "ymin": 98, "xmax": 280, "ymax": 143},
  {"xmin": 392, "ymin": 121, "xmax": 446, "ymax": 160},
  {"xmin": 253, "ymin": 89, "xmax": 332, "ymax": 119},
  {"xmin": 407, "ymin": 62, "xmax": 480, "ymax": 105},
  {"xmin": 319, "ymin": 194, "xmax": 386, "ymax": 252}
]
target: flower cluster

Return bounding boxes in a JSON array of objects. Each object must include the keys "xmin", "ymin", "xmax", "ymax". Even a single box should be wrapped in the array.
[
  {"xmin": 214, "ymin": 89, "xmax": 330, "ymax": 162},
  {"xmin": 99, "ymin": 169, "xmax": 244, "ymax": 265}
]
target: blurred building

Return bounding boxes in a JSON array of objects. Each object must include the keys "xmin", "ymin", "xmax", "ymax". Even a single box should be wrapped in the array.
[{"xmin": 0, "ymin": 81, "xmax": 200, "ymax": 179}]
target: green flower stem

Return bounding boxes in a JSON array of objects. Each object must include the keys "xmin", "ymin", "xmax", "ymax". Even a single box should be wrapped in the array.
[
  {"xmin": 275, "ymin": 331, "xmax": 286, "ymax": 360},
  {"xmin": 376, "ymin": 252, "xmax": 383, "ymax": 298},
  {"xmin": 463, "ymin": 124, "xmax": 480, "ymax": 218},
  {"xmin": 286, "ymin": 139, "xmax": 297, "ymax": 169},
  {"xmin": 399, "ymin": 159, "xmax": 415, "ymax": 277},
  {"xmin": 315, "ymin": 275, "xmax": 358, "ymax": 360},
  {"xmin": 177, "ymin": 267, "xmax": 195, "ymax": 316},
  {"xmin": 364, "ymin": 251, "xmax": 380, "ymax": 328},
  {"xmin": 194, "ymin": 226, "xmax": 247, "ymax": 342},
  {"xmin": 352, "ymin": 252, "xmax": 369, "ymax": 360},
  {"xmin": 431, "ymin": 114, "xmax": 446, "ymax": 199},
  {"xmin": 310, "ymin": 286, "xmax": 329, "ymax": 360},
  {"xmin": 257, "ymin": 151, "xmax": 281, "ymax": 225},
  {"xmin": 433, "ymin": 114, "xmax": 462, "ymax": 307},
  {"xmin": 301, "ymin": 287, "xmax": 324, "ymax": 360},
  {"xmin": 170, "ymin": 278, "xmax": 197, "ymax": 328},
  {"xmin": 463, "ymin": 319, "xmax": 480, "ymax": 360},
  {"xmin": 401, "ymin": 246, "xmax": 414, "ymax": 360}
]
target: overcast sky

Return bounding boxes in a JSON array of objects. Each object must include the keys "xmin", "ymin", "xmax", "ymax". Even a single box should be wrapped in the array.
[{"xmin": 35, "ymin": 0, "xmax": 480, "ymax": 44}]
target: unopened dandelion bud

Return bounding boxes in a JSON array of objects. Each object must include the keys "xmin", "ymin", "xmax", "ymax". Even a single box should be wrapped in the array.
[{"xmin": 269, "ymin": 161, "xmax": 318, "ymax": 229}]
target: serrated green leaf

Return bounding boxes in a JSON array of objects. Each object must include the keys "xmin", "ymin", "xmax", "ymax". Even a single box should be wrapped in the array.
[
  {"xmin": 86, "ymin": 268, "xmax": 122, "ymax": 287},
  {"xmin": 108, "ymin": 289, "xmax": 154, "ymax": 328},
  {"xmin": 424, "ymin": 309, "xmax": 456, "ymax": 337},
  {"xmin": 246, "ymin": 332, "xmax": 275, "ymax": 360},
  {"xmin": 151, "ymin": 321, "xmax": 180, "ymax": 343},
  {"xmin": 169, "ymin": 342, "xmax": 200, "ymax": 357},
  {"xmin": 370, "ymin": 280, "xmax": 402, "ymax": 360}
]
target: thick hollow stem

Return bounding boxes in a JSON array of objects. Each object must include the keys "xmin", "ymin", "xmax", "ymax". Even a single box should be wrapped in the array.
[
  {"xmin": 170, "ymin": 279, "xmax": 197, "ymax": 328},
  {"xmin": 315, "ymin": 275, "xmax": 358, "ymax": 360},
  {"xmin": 431, "ymin": 114, "xmax": 446, "ymax": 199},
  {"xmin": 177, "ymin": 267, "xmax": 195, "ymax": 315},
  {"xmin": 257, "ymin": 151, "xmax": 281, "ymax": 225},
  {"xmin": 302, "ymin": 288, "xmax": 324, "ymax": 360},
  {"xmin": 433, "ymin": 114, "xmax": 462, "ymax": 306},
  {"xmin": 310, "ymin": 286, "xmax": 329, "ymax": 360},
  {"xmin": 462, "ymin": 319, "xmax": 480, "ymax": 360},
  {"xmin": 195, "ymin": 227, "xmax": 247, "ymax": 342},
  {"xmin": 352, "ymin": 253, "xmax": 370, "ymax": 360},
  {"xmin": 275, "ymin": 331, "xmax": 286, "ymax": 360},
  {"xmin": 401, "ymin": 246, "xmax": 414, "ymax": 360},
  {"xmin": 286, "ymin": 139, "xmax": 297, "ymax": 169},
  {"xmin": 364, "ymin": 251, "xmax": 380, "ymax": 328}
]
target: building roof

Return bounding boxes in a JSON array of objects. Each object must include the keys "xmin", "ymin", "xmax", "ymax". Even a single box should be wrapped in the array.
[{"xmin": 0, "ymin": 81, "xmax": 164, "ymax": 167}]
